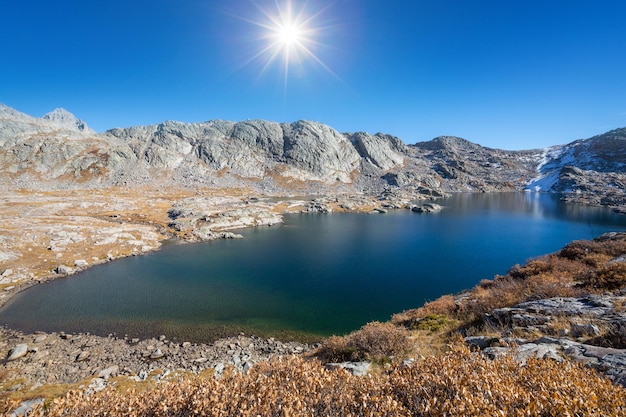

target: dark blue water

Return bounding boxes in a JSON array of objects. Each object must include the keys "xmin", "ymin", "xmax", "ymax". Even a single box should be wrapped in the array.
[{"xmin": 1, "ymin": 193, "xmax": 625, "ymax": 342}]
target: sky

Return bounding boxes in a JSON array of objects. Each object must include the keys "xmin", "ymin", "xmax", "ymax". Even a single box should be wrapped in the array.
[{"xmin": 1, "ymin": 0, "xmax": 626, "ymax": 149}]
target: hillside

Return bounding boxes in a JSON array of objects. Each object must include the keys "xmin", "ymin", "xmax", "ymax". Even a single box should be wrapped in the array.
[{"xmin": 2, "ymin": 104, "xmax": 625, "ymax": 211}]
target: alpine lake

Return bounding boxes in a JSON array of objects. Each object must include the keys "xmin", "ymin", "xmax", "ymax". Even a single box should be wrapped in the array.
[{"xmin": 2, "ymin": 192, "xmax": 626, "ymax": 343}]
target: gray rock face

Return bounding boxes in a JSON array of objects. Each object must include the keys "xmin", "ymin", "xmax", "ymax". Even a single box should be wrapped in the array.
[
  {"xmin": 348, "ymin": 132, "xmax": 405, "ymax": 170},
  {"xmin": 475, "ymin": 294, "xmax": 626, "ymax": 386},
  {"xmin": 42, "ymin": 108, "xmax": 95, "ymax": 133},
  {"xmin": 1, "ymin": 104, "xmax": 625, "ymax": 210}
]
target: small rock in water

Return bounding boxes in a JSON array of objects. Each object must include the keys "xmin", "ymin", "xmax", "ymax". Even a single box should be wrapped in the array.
[{"xmin": 326, "ymin": 362, "xmax": 371, "ymax": 376}]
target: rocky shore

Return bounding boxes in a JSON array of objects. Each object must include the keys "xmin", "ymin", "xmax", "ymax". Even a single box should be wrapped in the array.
[
  {"xmin": 467, "ymin": 294, "xmax": 626, "ymax": 387},
  {"xmin": 1, "ymin": 327, "xmax": 311, "ymax": 395},
  {"xmin": 0, "ymin": 186, "xmax": 446, "ymax": 406}
]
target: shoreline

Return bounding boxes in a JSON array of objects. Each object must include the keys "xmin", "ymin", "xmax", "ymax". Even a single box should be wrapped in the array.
[
  {"xmin": 1, "ymin": 187, "xmax": 624, "ymax": 398},
  {"xmin": 0, "ymin": 187, "xmax": 433, "ymax": 392}
]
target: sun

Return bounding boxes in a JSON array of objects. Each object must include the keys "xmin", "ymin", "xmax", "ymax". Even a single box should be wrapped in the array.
[
  {"xmin": 277, "ymin": 23, "xmax": 302, "ymax": 46},
  {"xmin": 236, "ymin": 0, "xmax": 341, "ymax": 93}
]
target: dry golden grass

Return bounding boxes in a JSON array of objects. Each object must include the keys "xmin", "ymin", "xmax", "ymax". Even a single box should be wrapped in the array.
[
  {"xmin": 316, "ymin": 321, "xmax": 412, "ymax": 363},
  {"xmin": 7, "ymin": 343, "xmax": 625, "ymax": 416}
]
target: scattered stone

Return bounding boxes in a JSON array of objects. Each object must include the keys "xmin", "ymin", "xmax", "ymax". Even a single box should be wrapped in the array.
[
  {"xmin": 76, "ymin": 351, "xmax": 90, "ymax": 362},
  {"xmin": 7, "ymin": 344, "xmax": 28, "ymax": 361},
  {"xmin": 571, "ymin": 323, "xmax": 601, "ymax": 338},
  {"xmin": 326, "ymin": 362, "xmax": 371, "ymax": 376},
  {"xmin": 242, "ymin": 361, "xmax": 253, "ymax": 373},
  {"xmin": 465, "ymin": 336, "xmax": 499, "ymax": 350},
  {"xmin": 9, "ymin": 398, "xmax": 44, "ymax": 417},
  {"xmin": 87, "ymin": 378, "xmax": 107, "ymax": 395},
  {"xmin": 150, "ymin": 349, "xmax": 165, "ymax": 360},
  {"xmin": 74, "ymin": 259, "xmax": 88, "ymax": 267},
  {"xmin": 214, "ymin": 362, "xmax": 225, "ymax": 376},
  {"xmin": 34, "ymin": 335, "xmax": 47, "ymax": 343},
  {"xmin": 54, "ymin": 265, "xmax": 73, "ymax": 275},
  {"xmin": 97, "ymin": 365, "xmax": 119, "ymax": 379}
]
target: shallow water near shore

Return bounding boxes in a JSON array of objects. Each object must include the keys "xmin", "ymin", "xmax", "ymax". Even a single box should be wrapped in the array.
[{"xmin": 2, "ymin": 192, "xmax": 626, "ymax": 343}]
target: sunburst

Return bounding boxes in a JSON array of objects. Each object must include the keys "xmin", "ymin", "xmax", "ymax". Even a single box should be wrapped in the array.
[{"xmin": 238, "ymin": 0, "xmax": 341, "ymax": 94}]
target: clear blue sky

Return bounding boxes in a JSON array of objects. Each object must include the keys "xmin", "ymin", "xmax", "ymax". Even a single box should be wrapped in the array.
[{"xmin": 2, "ymin": 0, "xmax": 626, "ymax": 149}]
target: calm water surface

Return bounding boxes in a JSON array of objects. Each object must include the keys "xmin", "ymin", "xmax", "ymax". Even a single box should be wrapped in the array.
[{"xmin": 2, "ymin": 193, "xmax": 626, "ymax": 342}]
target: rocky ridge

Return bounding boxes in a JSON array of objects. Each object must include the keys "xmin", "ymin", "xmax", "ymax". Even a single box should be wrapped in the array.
[{"xmin": 2, "ymin": 104, "xmax": 624, "ymax": 211}]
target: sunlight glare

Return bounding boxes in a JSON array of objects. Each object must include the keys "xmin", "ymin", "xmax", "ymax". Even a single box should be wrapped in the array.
[
  {"xmin": 277, "ymin": 23, "xmax": 301, "ymax": 46},
  {"xmin": 236, "ymin": 0, "xmax": 342, "ymax": 95}
]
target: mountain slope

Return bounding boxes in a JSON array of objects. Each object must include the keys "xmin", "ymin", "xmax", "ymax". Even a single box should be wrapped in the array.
[{"xmin": 1, "ymin": 104, "xmax": 625, "ymax": 210}]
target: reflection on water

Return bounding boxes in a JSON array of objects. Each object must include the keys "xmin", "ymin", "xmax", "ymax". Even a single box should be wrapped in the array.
[{"xmin": 1, "ymin": 193, "xmax": 625, "ymax": 342}]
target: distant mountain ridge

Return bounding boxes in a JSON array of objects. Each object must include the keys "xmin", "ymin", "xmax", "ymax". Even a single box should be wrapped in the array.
[{"xmin": 0, "ymin": 104, "xmax": 624, "ymax": 209}]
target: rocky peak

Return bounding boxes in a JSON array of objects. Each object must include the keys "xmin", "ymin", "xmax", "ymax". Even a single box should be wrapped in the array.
[
  {"xmin": 42, "ymin": 108, "xmax": 95, "ymax": 133},
  {"xmin": 0, "ymin": 103, "xmax": 35, "ymax": 122},
  {"xmin": 416, "ymin": 136, "xmax": 485, "ymax": 152}
]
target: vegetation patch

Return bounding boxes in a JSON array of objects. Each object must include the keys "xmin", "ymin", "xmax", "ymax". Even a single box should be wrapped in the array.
[
  {"xmin": 315, "ymin": 321, "xmax": 412, "ymax": 363},
  {"xmin": 6, "ymin": 344, "xmax": 625, "ymax": 416},
  {"xmin": 393, "ymin": 233, "xmax": 626, "ymax": 330}
]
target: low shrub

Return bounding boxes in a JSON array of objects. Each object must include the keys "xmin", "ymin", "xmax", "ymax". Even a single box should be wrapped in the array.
[
  {"xmin": 16, "ymin": 343, "xmax": 626, "ymax": 417},
  {"xmin": 316, "ymin": 321, "xmax": 411, "ymax": 363},
  {"xmin": 585, "ymin": 262, "xmax": 626, "ymax": 290}
]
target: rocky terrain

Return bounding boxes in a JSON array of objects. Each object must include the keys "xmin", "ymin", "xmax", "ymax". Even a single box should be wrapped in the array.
[
  {"xmin": 2, "ymin": 104, "xmax": 626, "ymax": 412},
  {"xmin": 2, "ymin": 103, "xmax": 625, "ymax": 209},
  {"xmin": 470, "ymin": 294, "xmax": 626, "ymax": 387},
  {"xmin": 1, "ymin": 328, "xmax": 310, "ymax": 393}
]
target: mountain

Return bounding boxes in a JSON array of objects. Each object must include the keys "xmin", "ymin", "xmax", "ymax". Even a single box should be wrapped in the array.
[
  {"xmin": 42, "ymin": 108, "xmax": 95, "ymax": 133},
  {"xmin": 0, "ymin": 103, "xmax": 624, "ymax": 209},
  {"xmin": 527, "ymin": 128, "xmax": 626, "ymax": 191}
]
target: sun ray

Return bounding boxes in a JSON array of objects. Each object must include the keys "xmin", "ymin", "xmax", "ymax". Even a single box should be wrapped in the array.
[{"xmin": 231, "ymin": 0, "xmax": 344, "ymax": 94}]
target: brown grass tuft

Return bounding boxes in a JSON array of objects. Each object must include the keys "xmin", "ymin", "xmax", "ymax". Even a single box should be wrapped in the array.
[
  {"xmin": 316, "ymin": 321, "xmax": 412, "ymax": 363},
  {"xmin": 11, "ymin": 343, "xmax": 626, "ymax": 417}
]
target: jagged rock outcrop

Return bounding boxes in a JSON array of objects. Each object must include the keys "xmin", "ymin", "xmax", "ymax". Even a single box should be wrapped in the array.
[
  {"xmin": 472, "ymin": 294, "xmax": 626, "ymax": 387},
  {"xmin": 1, "ymin": 104, "xmax": 626, "ymax": 209}
]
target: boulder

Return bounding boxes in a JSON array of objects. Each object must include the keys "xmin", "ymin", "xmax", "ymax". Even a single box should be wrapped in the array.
[
  {"xmin": 54, "ymin": 265, "xmax": 73, "ymax": 275},
  {"xmin": 97, "ymin": 365, "xmax": 119, "ymax": 379},
  {"xmin": 411, "ymin": 203, "xmax": 442, "ymax": 213},
  {"xmin": 150, "ymin": 349, "xmax": 165, "ymax": 360},
  {"xmin": 325, "ymin": 362, "xmax": 371, "ymax": 376},
  {"xmin": 7, "ymin": 344, "xmax": 28, "ymax": 361}
]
